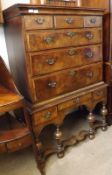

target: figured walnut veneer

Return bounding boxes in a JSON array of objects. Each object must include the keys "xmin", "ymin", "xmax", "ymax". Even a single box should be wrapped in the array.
[{"xmin": 4, "ymin": 4, "xmax": 108, "ymax": 175}]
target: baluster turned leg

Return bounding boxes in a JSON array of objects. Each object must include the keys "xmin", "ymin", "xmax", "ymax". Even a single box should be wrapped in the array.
[
  {"xmin": 101, "ymin": 103, "xmax": 108, "ymax": 131},
  {"xmin": 87, "ymin": 112, "xmax": 95, "ymax": 140},
  {"xmin": 54, "ymin": 125, "xmax": 64, "ymax": 158}
]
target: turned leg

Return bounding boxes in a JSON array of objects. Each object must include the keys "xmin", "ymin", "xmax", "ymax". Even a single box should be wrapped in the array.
[
  {"xmin": 54, "ymin": 125, "xmax": 64, "ymax": 158},
  {"xmin": 101, "ymin": 103, "xmax": 108, "ymax": 131},
  {"xmin": 87, "ymin": 112, "xmax": 96, "ymax": 140}
]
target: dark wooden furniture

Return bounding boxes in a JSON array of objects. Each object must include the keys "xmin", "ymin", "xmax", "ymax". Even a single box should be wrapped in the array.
[
  {"xmin": 0, "ymin": 56, "xmax": 32, "ymax": 153},
  {"xmin": 0, "ymin": 0, "xmax": 3, "ymax": 23},
  {"xmin": 81, "ymin": 0, "xmax": 109, "ymax": 12},
  {"xmin": 4, "ymin": 4, "xmax": 108, "ymax": 174}
]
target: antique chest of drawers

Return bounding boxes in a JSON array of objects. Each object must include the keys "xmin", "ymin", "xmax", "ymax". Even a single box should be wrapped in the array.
[{"xmin": 4, "ymin": 4, "xmax": 108, "ymax": 175}]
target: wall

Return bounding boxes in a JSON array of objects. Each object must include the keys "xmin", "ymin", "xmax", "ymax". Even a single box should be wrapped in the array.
[{"xmin": 0, "ymin": 0, "xmax": 29, "ymax": 68}]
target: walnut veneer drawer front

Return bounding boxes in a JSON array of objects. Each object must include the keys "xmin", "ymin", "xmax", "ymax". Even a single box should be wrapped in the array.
[
  {"xmin": 24, "ymin": 15, "xmax": 53, "ymax": 30},
  {"xmin": 7, "ymin": 135, "xmax": 32, "ymax": 152},
  {"xmin": 26, "ymin": 28, "xmax": 102, "ymax": 52},
  {"xmin": 34, "ymin": 62, "xmax": 102, "ymax": 101},
  {"xmin": 58, "ymin": 93, "xmax": 91, "ymax": 111},
  {"xmin": 32, "ymin": 107, "xmax": 58, "ymax": 126},
  {"xmin": 31, "ymin": 45, "xmax": 102, "ymax": 76},
  {"xmin": 54, "ymin": 15, "xmax": 83, "ymax": 28},
  {"xmin": 84, "ymin": 16, "xmax": 102, "ymax": 28}
]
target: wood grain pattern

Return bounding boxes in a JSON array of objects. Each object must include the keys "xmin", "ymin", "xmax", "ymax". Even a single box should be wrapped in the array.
[
  {"xmin": 31, "ymin": 45, "xmax": 102, "ymax": 76},
  {"xmin": 4, "ymin": 4, "xmax": 107, "ymax": 174},
  {"xmin": 26, "ymin": 28, "xmax": 102, "ymax": 52},
  {"xmin": 34, "ymin": 62, "xmax": 102, "ymax": 101}
]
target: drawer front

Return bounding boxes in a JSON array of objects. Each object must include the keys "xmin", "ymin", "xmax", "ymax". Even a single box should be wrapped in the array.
[
  {"xmin": 26, "ymin": 28, "xmax": 102, "ymax": 51},
  {"xmin": 34, "ymin": 62, "xmax": 102, "ymax": 101},
  {"xmin": 92, "ymin": 88, "xmax": 107, "ymax": 101},
  {"xmin": 54, "ymin": 15, "xmax": 83, "ymax": 28},
  {"xmin": 31, "ymin": 45, "xmax": 102, "ymax": 76},
  {"xmin": 58, "ymin": 93, "xmax": 91, "ymax": 111},
  {"xmin": 7, "ymin": 135, "xmax": 32, "ymax": 152},
  {"xmin": 84, "ymin": 16, "xmax": 102, "ymax": 27},
  {"xmin": 24, "ymin": 15, "xmax": 53, "ymax": 30},
  {"xmin": 32, "ymin": 106, "xmax": 58, "ymax": 126}
]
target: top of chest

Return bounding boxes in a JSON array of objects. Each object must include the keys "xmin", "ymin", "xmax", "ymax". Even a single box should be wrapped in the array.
[{"xmin": 4, "ymin": 3, "xmax": 104, "ymax": 20}]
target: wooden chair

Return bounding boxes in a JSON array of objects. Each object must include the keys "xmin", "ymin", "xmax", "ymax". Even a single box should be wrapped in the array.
[{"xmin": 0, "ymin": 56, "xmax": 32, "ymax": 153}]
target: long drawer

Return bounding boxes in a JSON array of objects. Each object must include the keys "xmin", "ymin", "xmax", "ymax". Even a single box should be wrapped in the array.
[
  {"xmin": 30, "ymin": 45, "xmax": 102, "ymax": 76},
  {"xmin": 34, "ymin": 62, "xmax": 102, "ymax": 101},
  {"xmin": 26, "ymin": 28, "xmax": 102, "ymax": 52}
]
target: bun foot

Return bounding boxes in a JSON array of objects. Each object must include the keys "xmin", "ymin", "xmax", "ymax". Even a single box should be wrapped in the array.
[
  {"xmin": 57, "ymin": 151, "xmax": 64, "ymax": 159},
  {"xmin": 89, "ymin": 134, "xmax": 95, "ymax": 140},
  {"xmin": 101, "ymin": 126, "xmax": 107, "ymax": 131}
]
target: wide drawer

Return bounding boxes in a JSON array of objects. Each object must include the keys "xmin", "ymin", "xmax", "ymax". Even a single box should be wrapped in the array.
[
  {"xmin": 32, "ymin": 106, "xmax": 58, "ymax": 126},
  {"xmin": 26, "ymin": 28, "xmax": 102, "ymax": 51},
  {"xmin": 84, "ymin": 16, "xmax": 102, "ymax": 28},
  {"xmin": 30, "ymin": 45, "xmax": 102, "ymax": 76},
  {"xmin": 54, "ymin": 15, "xmax": 84, "ymax": 28},
  {"xmin": 34, "ymin": 62, "xmax": 102, "ymax": 102},
  {"xmin": 58, "ymin": 93, "xmax": 91, "ymax": 111},
  {"xmin": 7, "ymin": 135, "xmax": 32, "ymax": 152},
  {"xmin": 24, "ymin": 15, "xmax": 53, "ymax": 30}
]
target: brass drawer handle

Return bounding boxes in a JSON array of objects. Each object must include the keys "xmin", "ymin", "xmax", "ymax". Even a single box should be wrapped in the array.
[
  {"xmin": 69, "ymin": 70, "xmax": 77, "ymax": 76},
  {"xmin": 85, "ymin": 32, "xmax": 94, "ymax": 40},
  {"xmin": 95, "ymin": 91, "xmax": 103, "ymax": 96},
  {"xmin": 66, "ymin": 32, "xmax": 76, "ymax": 38},
  {"xmin": 44, "ymin": 111, "xmax": 51, "ymax": 119},
  {"xmin": 46, "ymin": 58, "xmax": 55, "ymax": 65},
  {"xmin": 85, "ymin": 50, "xmax": 93, "ymax": 58},
  {"xmin": 65, "ymin": 18, "xmax": 74, "ymax": 24},
  {"xmin": 48, "ymin": 82, "xmax": 57, "ymax": 88},
  {"xmin": 74, "ymin": 97, "xmax": 80, "ymax": 104},
  {"xmin": 44, "ymin": 37, "xmax": 53, "ymax": 44},
  {"xmin": 90, "ymin": 18, "xmax": 96, "ymax": 24},
  {"xmin": 86, "ymin": 71, "xmax": 93, "ymax": 78},
  {"xmin": 68, "ymin": 49, "xmax": 76, "ymax": 56},
  {"xmin": 18, "ymin": 142, "xmax": 22, "ymax": 147},
  {"xmin": 34, "ymin": 17, "xmax": 45, "ymax": 24}
]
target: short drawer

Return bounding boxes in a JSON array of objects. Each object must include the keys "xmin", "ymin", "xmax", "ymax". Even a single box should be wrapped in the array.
[
  {"xmin": 32, "ymin": 107, "xmax": 58, "ymax": 126},
  {"xmin": 26, "ymin": 28, "xmax": 102, "ymax": 51},
  {"xmin": 84, "ymin": 16, "xmax": 102, "ymax": 27},
  {"xmin": 54, "ymin": 15, "xmax": 83, "ymax": 28},
  {"xmin": 58, "ymin": 93, "xmax": 91, "ymax": 111},
  {"xmin": 30, "ymin": 45, "xmax": 102, "ymax": 76},
  {"xmin": 24, "ymin": 15, "xmax": 53, "ymax": 30},
  {"xmin": 92, "ymin": 88, "xmax": 107, "ymax": 101},
  {"xmin": 34, "ymin": 62, "xmax": 102, "ymax": 102},
  {"xmin": 7, "ymin": 135, "xmax": 32, "ymax": 152},
  {"xmin": 0, "ymin": 143, "xmax": 7, "ymax": 153}
]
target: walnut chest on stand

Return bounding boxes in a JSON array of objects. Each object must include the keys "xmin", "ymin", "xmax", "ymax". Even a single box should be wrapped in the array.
[{"xmin": 4, "ymin": 4, "xmax": 108, "ymax": 175}]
